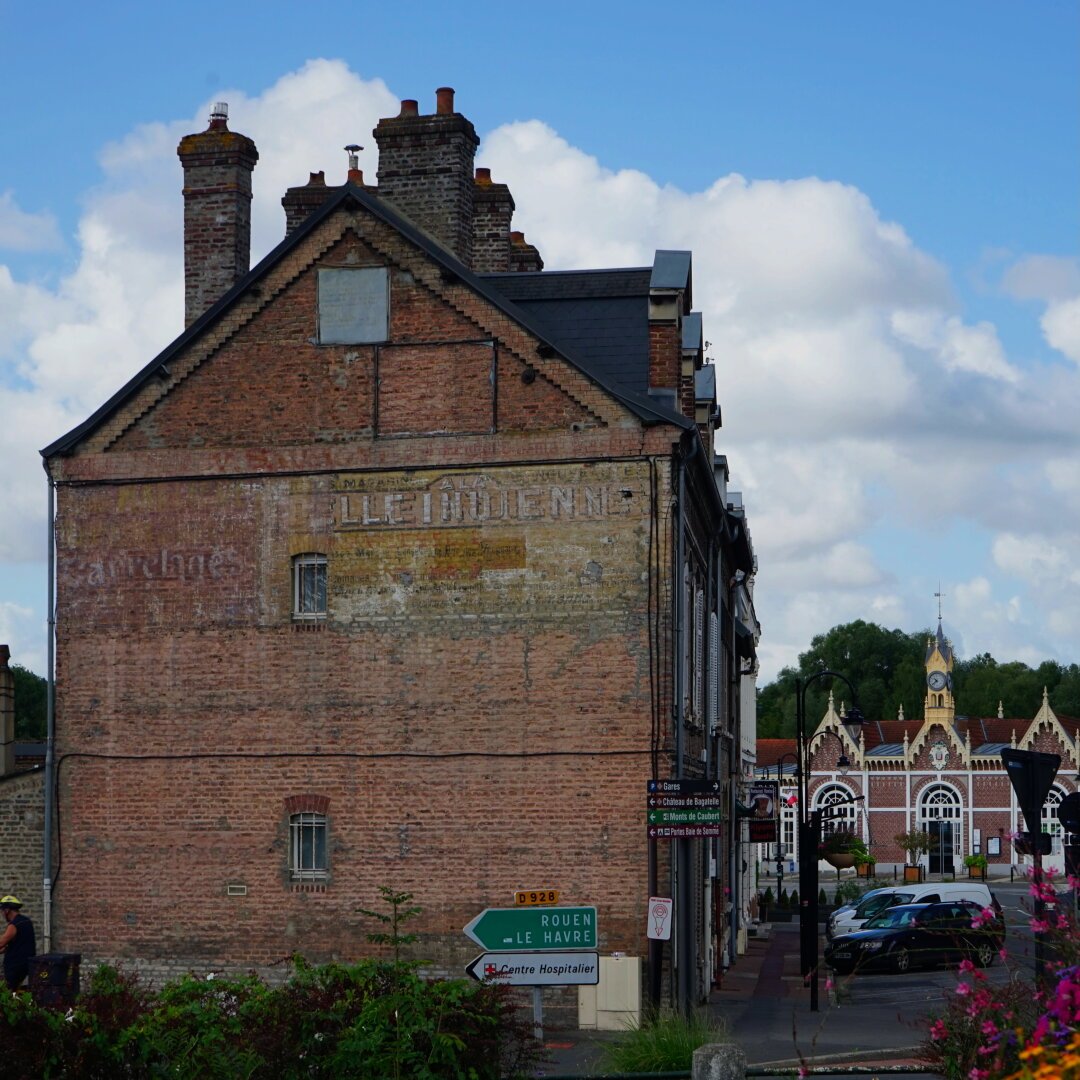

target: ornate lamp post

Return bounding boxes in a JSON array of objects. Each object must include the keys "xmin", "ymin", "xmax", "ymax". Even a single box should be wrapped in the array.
[{"xmin": 795, "ymin": 672, "xmax": 864, "ymax": 1012}]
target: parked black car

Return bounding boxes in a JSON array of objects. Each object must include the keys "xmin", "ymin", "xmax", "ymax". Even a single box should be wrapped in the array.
[{"xmin": 824, "ymin": 901, "xmax": 1004, "ymax": 975}]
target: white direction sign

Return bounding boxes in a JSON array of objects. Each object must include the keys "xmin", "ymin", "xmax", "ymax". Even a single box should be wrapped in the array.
[{"xmin": 465, "ymin": 951, "xmax": 600, "ymax": 986}]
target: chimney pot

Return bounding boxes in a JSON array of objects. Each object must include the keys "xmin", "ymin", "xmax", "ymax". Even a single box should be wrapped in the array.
[
  {"xmin": 307, "ymin": 171, "xmax": 326, "ymax": 187},
  {"xmin": 436, "ymin": 87, "xmax": 455, "ymax": 115},
  {"xmin": 209, "ymin": 101, "xmax": 229, "ymax": 130},
  {"xmin": 510, "ymin": 230, "xmax": 525, "ymax": 244},
  {"xmin": 400, "ymin": 98, "xmax": 419, "ymax": 117},
  {"xmin": 348, "ymin": 168, "xmax": 364, "ymax": 184},
  {"xmin": 475, "ymin": 167, "xmax": 492, "ymax": 185}
]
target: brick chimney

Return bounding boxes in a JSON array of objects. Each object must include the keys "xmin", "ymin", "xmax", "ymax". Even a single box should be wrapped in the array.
[
  {"xmin": 648, "ymin": 251, "xmax": 692, "ymax": 410},
  {"xmin": 177, "ymin": 102, "xmax": 259, "ymax": 326},
  {"xmin": 373, "ymin": 88, "xmax": 479, "ymax": 267},
  {"xmin": 471, "ymin": 168, "xmax": 515, "ymax": 272},
  {"xmin": 509, "ymin": 231, "xmax": 544, "ymax": 272},
  {"xmin": 0, "ymin": 645, "xmax": 13, "ymax": 777}
]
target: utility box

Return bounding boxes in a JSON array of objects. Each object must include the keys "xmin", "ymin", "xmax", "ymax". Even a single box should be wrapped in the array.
[
  {"xmin": 28, "ymin": 953, "xmax": 82, "ymax": 1009},
  {"xmin": 578, "ymin": 954, "xmax": 640, "ymax": 1031}
]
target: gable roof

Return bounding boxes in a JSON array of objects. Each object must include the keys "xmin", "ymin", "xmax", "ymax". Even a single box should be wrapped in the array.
[
  {"xmin": 43, "ymin": 184, "xmax": 692, "ymax": 459},
  {"xmin": 481, "ymin": 268, "xmax": 652, "ymax": 395}
]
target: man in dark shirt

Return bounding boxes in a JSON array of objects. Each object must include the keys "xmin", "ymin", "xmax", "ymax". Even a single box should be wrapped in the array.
[{"xmin": 0, "ymin": 895, "xmax": 36, "ymax": 990}]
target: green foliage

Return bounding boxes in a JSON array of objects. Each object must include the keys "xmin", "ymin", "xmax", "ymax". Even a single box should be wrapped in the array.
[
  {"xmin": 778, "ymin": 887, "xmax": 789, "ymax": 908},
  {"xmin": 0, "ymin": 957, "xmax": 544, "ymax": 1080},
  {"xmin": 789, "ymin": 888, "xmax": 799, "ymax": 907},
  {"xmin": 761, "ymin": 886, "xmax": 774, "ymax": 907},
  {"xmin": 603, "ymin": 1008, "xmax": 729, "ymax": 1072},
  {"xmin": 12, "ymin": 663, "xmax": 46, "ymax": 740},
  {"xmin": 894, "ymin": 829, "xmax": 937, "ymax": 864},
  {"xmin": 356, "ymin": 885, "xmax": 422, "ymax": 964},
  {"xmin": 963, "ymin": 853, "xmax": 988, "ymax": 869},
  {"xmin": 818, "ymin": 887, "xmax": 828, "ymax": 906},
  {"xmin": 834, "ymin": 879, "xmax": 862, "ymax": 905},
  {"xmin": 756, "ymin": 620, "xmax": 1080, "ymax": 735}
]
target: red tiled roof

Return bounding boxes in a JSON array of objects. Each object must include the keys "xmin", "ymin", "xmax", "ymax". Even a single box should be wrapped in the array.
[{"xmin": 756, "ymin": 739, "xmax": 797, "ymax": 767}]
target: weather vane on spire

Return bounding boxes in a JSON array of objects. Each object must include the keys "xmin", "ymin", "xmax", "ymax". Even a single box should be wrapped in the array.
[{"xmin": 934, "ymin": 583, "xmax": 945, "ymax": 622}]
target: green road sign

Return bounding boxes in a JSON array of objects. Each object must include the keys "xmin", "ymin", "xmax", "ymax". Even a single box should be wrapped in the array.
[
  {"xmin": 463, "ymin": 906, "xmax": 597, "ymax": 952},
  {"xmin": 647, "ymin": 808, "xmax": 723, "ymax": 825}
]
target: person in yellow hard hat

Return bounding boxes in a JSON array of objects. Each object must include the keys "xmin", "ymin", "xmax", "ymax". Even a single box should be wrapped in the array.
[{"xmin": 0, "ymin": 896, "xmax": 36, "ymax": 991}]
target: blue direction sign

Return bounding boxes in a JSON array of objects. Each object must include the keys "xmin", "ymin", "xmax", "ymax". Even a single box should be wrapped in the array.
[{"xmin": 463, "ymin": 906, "xmax": 598, "ymax": 952}]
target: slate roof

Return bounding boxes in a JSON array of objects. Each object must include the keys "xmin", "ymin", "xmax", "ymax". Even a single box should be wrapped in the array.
[
  {"xmin": 865, "ymin": 743, "xmax": 904, "ymax": 757},
  {"xmin": 43, "ymin": 186, "xmax": 693, "ymax": 459},
  {"xmin": 481, "ymin": 268, "xmax": 652, "ymax": 395}
]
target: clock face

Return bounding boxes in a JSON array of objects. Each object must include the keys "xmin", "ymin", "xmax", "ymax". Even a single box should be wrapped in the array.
[{"xmin": 927, "ymin": 671, "xmax": 947, "ymax": 691}]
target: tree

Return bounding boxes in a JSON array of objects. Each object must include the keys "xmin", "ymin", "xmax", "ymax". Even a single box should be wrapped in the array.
[
  {"xmin": 12, "ymin": 664, "xmax": 46, "ymax": 740},
  {"xmin": 757, "ymin": 620, "xmax": 928, "ymax": 736}
]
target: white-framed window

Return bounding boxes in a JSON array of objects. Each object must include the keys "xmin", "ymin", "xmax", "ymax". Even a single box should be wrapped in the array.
[
  {"xmin": 293, "ymin": 553, "xmax": 327, "ymax": 621},
  {"xmin": 708, "ymin": 611, "xmax": 719, "ymax": 734},
  {"xmin": 814, "ymin": 782, "xmax": 858, "ymax": 837},
  {"xmin": 693, "ymin": 587, "xmax": 705, "ymax": 720},
  {"xmin": 290, "ymin": 812, "xmax": 328, "ymax": 881},
  {"xmin": 1044, "ymin": 787, "xmax": 1067, "ymax": 855},
  {"xmin": 780, "ymin": 790, "xmax": 797, "ymax": 856}
]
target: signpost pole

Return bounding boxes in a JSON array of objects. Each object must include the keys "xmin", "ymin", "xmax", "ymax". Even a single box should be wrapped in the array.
[{"xmin": 532, "ymin": 987, "xmax": 543, "ymax": 1043}]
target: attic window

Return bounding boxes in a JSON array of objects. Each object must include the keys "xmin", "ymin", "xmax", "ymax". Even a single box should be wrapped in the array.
[{"xmin": 318, "ymin": 267, "xmax": 388, "ymax": 344}]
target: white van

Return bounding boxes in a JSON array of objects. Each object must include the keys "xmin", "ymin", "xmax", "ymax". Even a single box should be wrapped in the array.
[{"xmin": 827, "ymin": 882, "xmax": 995, "ymax": 940}]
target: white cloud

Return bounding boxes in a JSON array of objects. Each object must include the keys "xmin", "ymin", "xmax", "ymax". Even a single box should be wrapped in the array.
[
  {"xmin": 0, "ymin": 59, "xmax": 1078, "ymax": 685},
  {"xmin": 0, "ymin": 191, "xmax": 62, "ymax": 252},
  {"xmin": 1001, "ymin": 255, "xmax": 1080, "ymax": 303},
  {"xmin": 1041, "ymin": 295, "xmax": 1080, "ymax": 364}
]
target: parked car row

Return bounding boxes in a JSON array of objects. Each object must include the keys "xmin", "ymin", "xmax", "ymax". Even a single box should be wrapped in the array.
[
  {"xmin": 824, "ymin": 900, "xmax": 1005, "ymax": 975},
  {"xmin": 826, "ymin": 881, "xmax": 997, "ymax": 940}
]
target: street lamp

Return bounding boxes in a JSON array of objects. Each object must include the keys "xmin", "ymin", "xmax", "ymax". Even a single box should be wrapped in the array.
[{"xmin": 795, "ymin": 672, "xmax": 865, "ymax": 1012}]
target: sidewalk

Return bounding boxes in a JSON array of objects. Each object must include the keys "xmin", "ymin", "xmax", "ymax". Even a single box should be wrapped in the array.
[{"xmin": 536, "ymin": 923, "xmax": 926, "ymax": 1075}]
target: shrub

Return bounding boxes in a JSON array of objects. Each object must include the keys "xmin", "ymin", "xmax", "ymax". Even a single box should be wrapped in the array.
[
  {"xmin": 603, "ymin": 1008, "xmax": 728, "ymax": 1072},
  {"xmin": 963, "ymin": 853, "xmax": 988, "ymax": 870},
  {"xmin": 834, "ymin": 879, "xmax": 862, "ymax": 905},
  {"xmin": 818, "ymin": 887, "xmax": 828, "ymax": 906},
  {"xmin": 789, "ymin": 889, "xmax": 799, "ymax": 907},
  {"xmin": 778, "ymin": 887, "xmax": 789, "ymax": 908},
  {"xmin": 761, "ymin": 886, "xmax": 774, "ymax": 907},
  {"xmin": 920, "ymin": 867, "xmax": 1080, "ymax": 1080}
]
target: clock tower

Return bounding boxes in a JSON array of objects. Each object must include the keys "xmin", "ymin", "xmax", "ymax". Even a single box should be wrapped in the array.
[{"xmin": 924, "ymin": 619, "xmax": 955, "ymax": 723}]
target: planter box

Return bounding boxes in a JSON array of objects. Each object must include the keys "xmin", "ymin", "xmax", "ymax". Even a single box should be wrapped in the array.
[
  {"xmin": 903, "ymin": 865, "xmax": 924, "ymax": 883},
  {"xmin": 856, "ymin": 862, "xmax": 874, "ymax": 878},
  {"xmin": 967, "ymin": 866, "xmax": 987, "ymax": 879}
]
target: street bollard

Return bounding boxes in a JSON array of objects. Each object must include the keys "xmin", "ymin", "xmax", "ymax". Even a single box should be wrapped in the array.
[{"xmin": 692, "ymin": 1042, "xmax": 747, "ymax": 1080}]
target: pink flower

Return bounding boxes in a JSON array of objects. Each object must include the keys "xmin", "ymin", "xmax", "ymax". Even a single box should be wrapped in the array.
[
  {"xmin": 1030, "ymin": 918, "xmax": 1050, "ymax": 934},
  {"xmin": 998, "ymin": 947, "xmax": 1008, "ymax": 963},
  {"xmin": 968, "ymin": 1068, "xmax": 989, "ymax": 1080},
  {"xmin": 981, "ymin": 1019, "xmax": 998, "ymax": 1037},
  {"xmin": 825, "ymin": 977, "xmax": 835, "ymax": 991},
  {"xmin": 930, "ymin": 1019, "xmax": 947, "ymax": 1041},
  {"xmin": 958, "ymin": 959, "xmax": 976, "ymax": 974},
  {"xmin": 956, "ymin": 982, "xmax": 971, "ymax": 996}
]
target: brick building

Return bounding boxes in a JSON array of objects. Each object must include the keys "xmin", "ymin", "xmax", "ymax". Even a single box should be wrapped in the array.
[
  {"xmin": 756, "ymin": 621, "xmax": 1080, "ymax": 877},
  {"xmin": 41, "ymin": 90, "xmax": 757, "ymax": 1005}
]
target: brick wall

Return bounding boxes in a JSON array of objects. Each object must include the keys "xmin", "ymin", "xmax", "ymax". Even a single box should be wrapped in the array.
[{"xmin": 0, "ymin": 770, "xmax": 44, "ymax": 924}]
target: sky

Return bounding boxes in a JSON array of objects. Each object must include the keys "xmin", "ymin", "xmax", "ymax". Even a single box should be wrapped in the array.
[{"xmin": 1, "ymin": 1, "xmax": 1078, "ymax": 686}]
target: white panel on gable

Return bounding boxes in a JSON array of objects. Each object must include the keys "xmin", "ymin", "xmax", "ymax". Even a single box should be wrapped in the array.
[{"xmin": 318, "ymin": 267, "xmax": 389, "ymax": 344}]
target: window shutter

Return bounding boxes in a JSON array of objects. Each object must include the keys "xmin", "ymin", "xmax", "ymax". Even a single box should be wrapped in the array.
[
  {"xmin": 708, "ymin": 611, "xmax": 719, "ymax": 733},
  {"xmin": 693, "ymin": 588, "xmax": 704, "ymax": 720}
]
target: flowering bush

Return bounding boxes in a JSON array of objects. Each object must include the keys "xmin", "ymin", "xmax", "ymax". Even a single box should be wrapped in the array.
[{"xmin": 921, "ymin": 869, "xmax": 1080, "ymax": 1080}]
